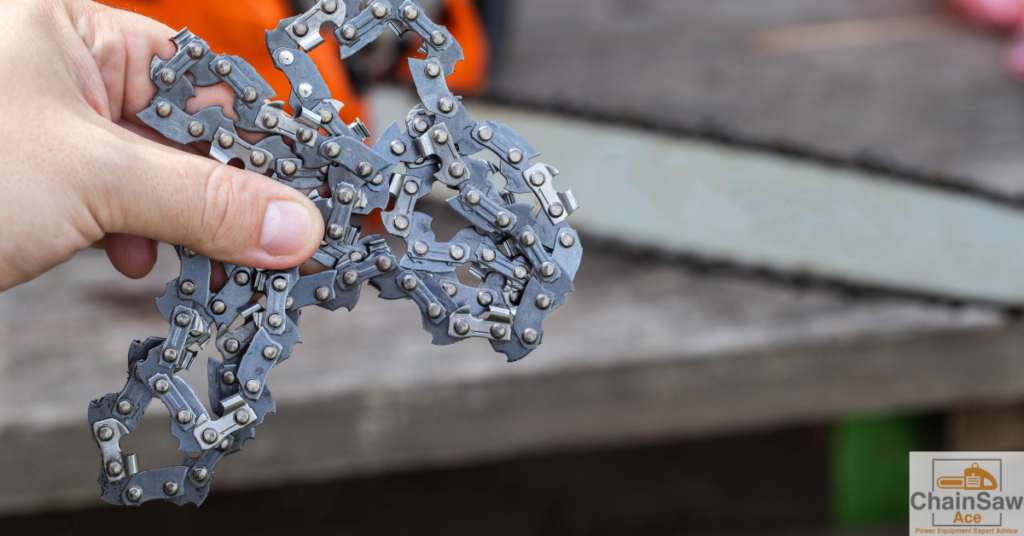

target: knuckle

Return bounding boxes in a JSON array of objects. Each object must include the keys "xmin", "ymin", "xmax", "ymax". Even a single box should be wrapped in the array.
[{"xmin": 197, "ymin": 165, "xmax": 253, "ymax": 249}]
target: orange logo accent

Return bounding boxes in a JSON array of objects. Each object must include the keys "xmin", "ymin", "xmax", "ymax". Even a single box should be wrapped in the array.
[{"xmin": 936, "ymin": 463, "xmax": 998, "ymax": 490}]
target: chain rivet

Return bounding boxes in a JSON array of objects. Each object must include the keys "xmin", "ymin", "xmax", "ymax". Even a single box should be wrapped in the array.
[
  {"xmin": 107, "ymin": 461, "xmax": 123, "ymax": 477},
  {"xmin": 192, "ymin": 466, "xmax": 209, "ymax": 482},
  {"xmin": 126, "ymin": 487, "xmax": 143, "ymax": 502},
  {"xmin": 448, "ymin": 162, "xmax": 466, "ymax": 178},
  {"xmin": 427, "ymin": 303, "xmax": 443, "ymax": 318},
  {"xmin": 244, "ymin": 379, "xmax": 261, "ymax": 394},
  {"xmin": 215, "ymin": 60, "xmax": 232, "ymax": 76},
  {"xmin": 116, "ymin": 399, "xmax": 133, "ymax": 415},
  {"xmin": 163, "ymin": 481, "xmax": 179, "ymax": 496},
  {"xmin": 158, "ymin": 68, "xmax": 176, "ymax": 85},
  {"xmin": 174, "ymin": 312, "xmax": 191, "ymax": 327},
  {"xmin": 267, "ymin": 313, "xmax": 284, "ymax": 328},
  {"xmin": 519, "ymin": 232, "xmax": 537, "ymax": 248},
  {"xmin": 337, "ymin": 188, "xmax": 355, "ymax": 204}
]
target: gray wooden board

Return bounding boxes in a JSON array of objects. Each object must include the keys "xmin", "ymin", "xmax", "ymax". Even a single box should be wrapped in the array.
[
  {"xmin": 492, "ymin": 0, "xmax": 1024, "ymax": 197},
  {"xmin": 0, "ymin": 225, "xmax": 1014, "ymax": 514},
  {"xmin": 372, "ymin": 90, "xmax": 1024, "ymax": 307}
]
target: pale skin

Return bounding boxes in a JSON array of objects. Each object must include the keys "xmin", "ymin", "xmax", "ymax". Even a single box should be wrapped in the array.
[{"xmin": 0, "ymin": 0, "xmax": 325, "ymax": 292}]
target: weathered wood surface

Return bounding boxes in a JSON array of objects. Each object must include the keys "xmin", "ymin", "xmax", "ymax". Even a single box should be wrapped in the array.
[
  {"xmin": 494, "ymin": 0, "xmax": 1024, "ymax": 195},
  {"xmin": 4, "ymin": 0, "xmax": 1024, "ymax": 516},
  {"xmin": 0, "ymin": 218, "xmax": 1016, "ymax": 514}
]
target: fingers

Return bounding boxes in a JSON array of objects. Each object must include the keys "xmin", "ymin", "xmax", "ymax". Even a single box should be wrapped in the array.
[
  {"xmin": 104, "ymin": 234, "xmax": 158, "ymax": 279},
  {"xmin": 70, "ymin": 0, "xmax": 246, "ymax": 125},
  {"xmin": 949, "ymin": 0, "xmax": 1024, "ymax": 28},
  {"xmin": 80, "ymin": 127, "xmax": 324, "ymax": 270},
  {"xmin": 67, "ymin": 2, "xmax": 309, "ymax": 273}
]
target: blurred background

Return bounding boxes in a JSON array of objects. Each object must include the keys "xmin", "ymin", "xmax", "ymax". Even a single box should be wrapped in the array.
[{"xmin": 7, "ymin": 0, "xmax": 1024, "ymax": 533}]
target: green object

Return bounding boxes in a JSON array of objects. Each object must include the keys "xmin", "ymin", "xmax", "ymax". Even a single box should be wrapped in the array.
[{"xmin": 832, "ymin": 414, "xmax": 941, "ymax": 528}]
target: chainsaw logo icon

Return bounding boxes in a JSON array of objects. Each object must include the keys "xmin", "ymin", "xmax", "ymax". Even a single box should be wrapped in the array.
[{"xmin": 936, "ymin": 462, "xmax": 998, "ymax": 491}]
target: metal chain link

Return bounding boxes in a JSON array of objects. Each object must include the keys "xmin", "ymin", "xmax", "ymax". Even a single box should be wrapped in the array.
[{"xmin": 87, "ymin": 0, "xmax": 581, "ymax": 507}]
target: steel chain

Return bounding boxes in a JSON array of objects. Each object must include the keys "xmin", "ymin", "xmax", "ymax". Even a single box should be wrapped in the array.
[{"xmin": 87, "ymin": 0, "xmax": 581, "ymax": 506}]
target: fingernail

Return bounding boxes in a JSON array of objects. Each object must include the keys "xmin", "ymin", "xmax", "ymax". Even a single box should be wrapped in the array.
[{"xmin": 261, "ymin": 200, "xmax": 313, "ymax": 256}]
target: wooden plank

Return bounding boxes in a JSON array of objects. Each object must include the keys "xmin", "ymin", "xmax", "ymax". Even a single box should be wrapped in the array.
[
  {"xmin": 0, "ymin": 226, "xmax": 1011, "ymax": 514},
  {"xmin": 372, "ymin": 91, "xmax": 1024, "ymax": 306},
  {"xmin": 493, "ymin": 0, "xmax": 1024, "ymax": 196}
]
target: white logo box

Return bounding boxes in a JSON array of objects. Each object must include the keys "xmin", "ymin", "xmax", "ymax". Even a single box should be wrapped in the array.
[{"xmin": 911, "ymin": 452, "xmax": 1024, "ymax": 534}]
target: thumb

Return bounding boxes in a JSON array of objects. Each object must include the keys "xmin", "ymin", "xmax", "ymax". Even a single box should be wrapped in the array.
[{"xmin": 83, "ymin": 129, "xmax": 324, "ymax": 269}]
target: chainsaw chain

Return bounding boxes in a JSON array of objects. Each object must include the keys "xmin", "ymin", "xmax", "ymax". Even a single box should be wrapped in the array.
[{"xmin": 87, "ymin": 0, "xmax": 581, "ymax": 507}]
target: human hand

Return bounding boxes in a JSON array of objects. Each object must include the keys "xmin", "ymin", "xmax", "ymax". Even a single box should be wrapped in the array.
[
  {"xmin": 0, "ymin": 0, "xmax": 325, "ymax": 291},
  {"xmin": 949, "ymin": 0, "xmax": 1024, "ymax": 78}
]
